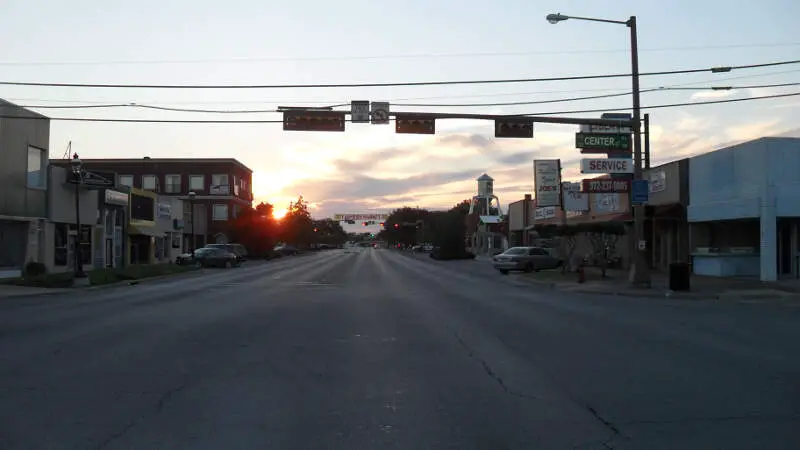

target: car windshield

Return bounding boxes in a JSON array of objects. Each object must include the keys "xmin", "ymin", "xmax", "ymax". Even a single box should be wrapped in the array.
[{"xmin": 504, "ymin": 247, "xmax": 527, "ymax": 255}]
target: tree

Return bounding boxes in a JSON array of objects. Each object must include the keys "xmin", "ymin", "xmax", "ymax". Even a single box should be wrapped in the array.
[
  {"xmin": 449, "ymin": 199, "xmax": 472, "ymax": 215},
  {"xmin": 312, "ymin": 218, "xmax": 347, "ymax": 246},
  {"xmin": 228, "ymin": 201, "xmax": 278, "ymax": 257},
  {"xmin": 378, "ymin": 207, "xmax": 430, "ymax": 247},
  {"xmin": 279, "ymin": 196, "xmax": 315, "ymax": 247}
]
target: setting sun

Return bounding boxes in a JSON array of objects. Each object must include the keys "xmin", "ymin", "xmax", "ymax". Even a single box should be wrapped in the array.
[{"xmin": 272, "ymin": 208, "xmax": 288, "ymax": 220}]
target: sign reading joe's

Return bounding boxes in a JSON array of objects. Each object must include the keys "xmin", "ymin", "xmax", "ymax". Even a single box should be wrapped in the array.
[{"xmin": 534, "ymin": 159, "xmax": 561, "ymax": 207}]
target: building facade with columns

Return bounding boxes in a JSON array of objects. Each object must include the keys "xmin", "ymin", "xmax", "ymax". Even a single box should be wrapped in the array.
[{"xmin": 688, "ymin": 137, "xmax": 800, "ymax": 281}]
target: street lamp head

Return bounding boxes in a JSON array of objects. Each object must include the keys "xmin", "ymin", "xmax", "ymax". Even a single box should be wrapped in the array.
[
  {"xmin": 546, "ymin": 13, "xmax": 568, "ymax": 24},
  {"xmin": 188, "ymin": 191, "xmax": 196, "ymax": 200},
  {"xmin": 70, "ymin": 153, "xmax": 82, "ymax": 174}
]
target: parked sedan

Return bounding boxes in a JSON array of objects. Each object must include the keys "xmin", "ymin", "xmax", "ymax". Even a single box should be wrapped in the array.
[
  {"xmin": 493, "ymin": 246, "xmax": 562, "ymax": 274},
  {"xmin": 204, "ymin": 243, "xmax": 248, "ymax": 263},
  {"xmin": 192, "ymin": 247, "xmax": 240, "ymax": 268}
]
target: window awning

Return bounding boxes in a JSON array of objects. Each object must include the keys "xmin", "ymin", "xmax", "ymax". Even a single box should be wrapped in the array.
[{"xmin": 128, "ymin": 225, "xmax": 166, "ymax": 237}]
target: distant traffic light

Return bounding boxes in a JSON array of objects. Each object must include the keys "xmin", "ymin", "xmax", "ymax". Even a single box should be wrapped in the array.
[
  {"xmin": 379, "ymin": 222, "xmax": 385, "ymax": 228},
  {"xmin": 394, "ymin": 223, "xmax": 399, "ymax": 229},
  {"xmin": 362, "ymin": 222, "xmax": 367, "ymax": 226},
  {"xmin": 313, "ymin": 228, "xmax": 318, "ymax": 232}
]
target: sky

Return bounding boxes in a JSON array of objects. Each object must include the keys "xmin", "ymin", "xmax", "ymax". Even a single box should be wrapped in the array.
[{"xmin": 1, "ymin": 0, "xmax": 798, "ymax": 232}]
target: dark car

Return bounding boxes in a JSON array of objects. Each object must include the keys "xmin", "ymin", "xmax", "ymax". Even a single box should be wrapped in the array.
[
  {"xmin": 192, "ymin": 247, "xmax": 239, "ymax": 268},
  {"xmin": 274, "ymin": 244, "xmax": 299, "ymax": 256},
  {"xmin": 205, "ymin": 243, "xmax": 248, "ymax": 262}
]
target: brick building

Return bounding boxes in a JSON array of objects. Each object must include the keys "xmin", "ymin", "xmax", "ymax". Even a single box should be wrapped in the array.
[{"xmin": 50, "ymin": 157, "xmax": 253, "ymax": 248}]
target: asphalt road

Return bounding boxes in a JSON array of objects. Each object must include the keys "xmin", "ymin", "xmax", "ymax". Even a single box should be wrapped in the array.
[{"xmin": 1, "ymin": 248, "xmax": 799, "ymax": 449}]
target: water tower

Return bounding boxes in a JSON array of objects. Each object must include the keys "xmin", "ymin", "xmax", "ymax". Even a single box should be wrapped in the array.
[{"xmin": 469, "ymin": 173, "xmax": 502, "ymax": 216}]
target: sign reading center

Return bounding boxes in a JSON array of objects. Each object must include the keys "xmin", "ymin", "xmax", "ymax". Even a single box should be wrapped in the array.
[
  {"xmin": 575, "ymin": 133, "xmax": 631, "ymax": 151},
  {"xmin": 580, "ymin": 158, "xmax": 634, "ymax": 174}
]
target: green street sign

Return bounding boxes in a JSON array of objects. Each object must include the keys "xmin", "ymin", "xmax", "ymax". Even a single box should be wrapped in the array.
[{"xmin": 575, "ymin": 133, "xmax": 631, "ymax": 150}]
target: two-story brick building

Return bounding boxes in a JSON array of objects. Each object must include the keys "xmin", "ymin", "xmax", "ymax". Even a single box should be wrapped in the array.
[{"xmin": 49, "ymin": 157, "xmax": 253, "ymax": 248}]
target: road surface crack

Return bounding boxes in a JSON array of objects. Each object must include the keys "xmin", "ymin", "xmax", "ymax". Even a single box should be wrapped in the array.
[
  {"xmin": 586, "ymin": 405, "xmax": 621, "ymax": 449},
  {"xmin": 452, "ymin": 330, "xmax": 539, "ymax": 401},
  {"xmin": 93, "ymin": 374, "xmax": 191, "ymax": 449}
]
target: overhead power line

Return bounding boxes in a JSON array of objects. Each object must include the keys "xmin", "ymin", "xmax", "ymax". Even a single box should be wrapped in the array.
[
  {"xmin": 8, "ymin": 68, "xmax": 800, "ymax": 107},
  {"xmin": 1, "ymin": 42, "xmax": 798, "ymax": 66},
  {"xmin": 2, "ymin": 91, "xmax": 797, "ymax": 123},
  {"xmin": 17, "ymin": 82, "xmax": 800, "ymax": 112},
  {"xmin": 0, "ymin": 59, "xmax": 798, "ymax": 89}
]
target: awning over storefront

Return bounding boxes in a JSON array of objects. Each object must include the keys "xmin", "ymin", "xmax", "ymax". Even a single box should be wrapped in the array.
[{"xmin": 128, "ymin": 225, "xmax": 166, "ymax": 237}]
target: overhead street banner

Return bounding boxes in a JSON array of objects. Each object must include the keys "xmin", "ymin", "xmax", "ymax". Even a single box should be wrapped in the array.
[{"xmin": 333, "ymin": 213, "xmax": 389, "ymax": 221}]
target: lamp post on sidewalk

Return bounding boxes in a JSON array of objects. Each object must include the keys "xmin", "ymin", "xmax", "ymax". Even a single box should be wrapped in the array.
[
  {"xmin": 188, "ymin": 191, "xmax": 196, "ymax": 255},
  {"xmin": 70, "ymin": 153, "xmax": 87, "ymax": 278},
  {"xmin": 546, "ymin": 13, "xmax": 650, "ymax": 287}
]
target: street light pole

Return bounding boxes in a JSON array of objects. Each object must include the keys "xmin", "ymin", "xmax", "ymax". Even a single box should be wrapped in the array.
[
  {"xmin": 627, "ymin": 15, "xmax": 650, "ymax": 287},
  {"xmin": 70, "ymin": 153, "xmax": 86, "ymax": 278},
  {"xmin": 546, "ymin": 12, "xmax": 650, "ymax": 287},
  {"xmin": 188, "ymin": 191, "xmax": 197, "ymax": 255}
]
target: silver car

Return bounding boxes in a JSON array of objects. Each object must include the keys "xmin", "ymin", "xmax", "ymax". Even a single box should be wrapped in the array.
[{"xmin": 493, "ymin": 246, "xmax": 562, "ymax": 274}]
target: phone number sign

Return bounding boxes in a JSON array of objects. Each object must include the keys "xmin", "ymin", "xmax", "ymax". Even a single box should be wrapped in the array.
[{"xmin": 581, "ymin": 179, "xmax": 632, "ymax": 193}]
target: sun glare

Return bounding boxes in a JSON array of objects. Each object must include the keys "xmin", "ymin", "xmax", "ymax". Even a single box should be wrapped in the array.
[{"xmin": 272, "ymin": 208, "xmax": 288, "ymax": 220}]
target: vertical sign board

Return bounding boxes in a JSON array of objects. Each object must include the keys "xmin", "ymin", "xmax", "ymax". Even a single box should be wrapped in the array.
[
  {"xmin": 631, "ymin": 179, "xmax": 649, "ymax": 205},
  {"xmin": 533, "ymin": 159, "xmax": 561, "ymax": 207},
  {"xmin": 283, "ymin": 111, "xmax": 346, "ymax": 132},
  {"xmin": 395, "ymin": 114, "xmax": 435, "ymax": 134},
  {"xmin": 371, "ymin": 102, "xmax": 390, "ymax": 125},
  {"xmin": 350, "ymin": 101, "xmax": 370, "ymax": 123}
]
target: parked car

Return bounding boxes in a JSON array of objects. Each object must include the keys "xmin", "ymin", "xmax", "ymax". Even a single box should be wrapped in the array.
[
  {"xmin": 492, "ymin": 246, "xmax": 562, "ymax": 274},
  {"xmin": 274, "ymin": 244, "xmax": 299, "ymax": 256},
  {"xmin": 204, "ymin": 243, "xmax": 248, "ymax": 262},
  {"xmin": 192, "ymin": 247, "xmax": 240, "ymax": 268}
]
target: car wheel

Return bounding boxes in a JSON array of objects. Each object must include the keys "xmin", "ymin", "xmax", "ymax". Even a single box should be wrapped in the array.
[
  {"xmin": 194, "ymin": 260, "xmax": 202, "ymax": 269},
  {"xmin": 499, "ymin": 269, "xmax": 509, "ymax": 275},
  {"xmin": 524, "ymin": 263, "xmax": 534, "ymax": 273},
  {"xmin": 225, "ymin": 261, "xmax": 232, "ymax": 269}
]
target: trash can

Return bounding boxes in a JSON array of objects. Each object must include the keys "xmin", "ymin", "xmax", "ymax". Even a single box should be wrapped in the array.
[{"xmin": 669, "ymin": 262, "xmax": 691, "ymax": 291}]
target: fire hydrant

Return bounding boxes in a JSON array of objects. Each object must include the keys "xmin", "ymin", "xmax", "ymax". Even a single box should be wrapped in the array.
[{"xmin": 576, "ymin": 264, "xmax": 586, "ymax": 284}]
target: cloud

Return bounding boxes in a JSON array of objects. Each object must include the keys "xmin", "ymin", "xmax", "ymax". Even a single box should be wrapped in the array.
[
  {"xmin": 284, "ymin": 169, "xmax": 480, "ymax": 201},
  {"xmin": 691, "ymin": 90, "xmax": 737, "ymax": 100},
  {"xmin": 725, "ymin": 120, "xmax": 783, "ymax": 142}
]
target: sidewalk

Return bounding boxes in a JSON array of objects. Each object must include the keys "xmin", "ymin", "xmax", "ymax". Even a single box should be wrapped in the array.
[
  {"xmin": 516, "ymin": 267, "xmax": 800, "ymax": 302},
  {"xmin": 0, "ymin": 285, "xmax": 72, "ymax": 299}
]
